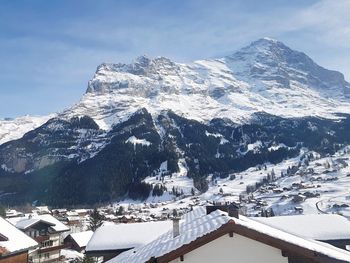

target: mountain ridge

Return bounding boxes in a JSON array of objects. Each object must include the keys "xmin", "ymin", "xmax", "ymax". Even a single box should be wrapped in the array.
[
  {"xmin": 64, "ymin": 37, "xmax": 350, "ymax": 132},
  {"xmin": 1, "ymin": 37, "xmax": 350, "ymax": 144}
]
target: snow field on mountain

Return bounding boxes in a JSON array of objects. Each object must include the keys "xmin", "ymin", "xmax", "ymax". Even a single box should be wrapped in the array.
[
  {"xmin": 0, "ymin": 115, "xmax": 54, "ymax": 145},
  {"xmin": 144, "ymin": 158, "xmax": 194, "ymax": 203}
]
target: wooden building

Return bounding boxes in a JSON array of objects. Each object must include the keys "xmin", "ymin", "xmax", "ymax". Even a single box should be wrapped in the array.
[
  {"xmin": 108, "ymin": 206, "xmax": 350, "ymax": 263},
  {"xmin": 7, "ymin": 214, "xmax": 70, "ymax": 263},
  {"xmin": 0, "ymin": 216, "xmax": 38, "ymax": 263}
]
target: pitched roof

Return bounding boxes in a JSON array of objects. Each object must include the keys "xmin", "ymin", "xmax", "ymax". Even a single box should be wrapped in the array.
[
  {"xmin": 253, "ymin": 214, "xmax": 350, "ymax": 241},
  {"xmin": 108, "ymin": 209, "xmax": 350, "ymax": 263},
  {"xmin": 7, "ymin": 214, "xmax": 70, "ymax": 233},
  {"xmin": 15, "ymin": 218, "xmax": 55, "ymax": 230},
  {"xmin": 108, "ymin": 209, "xmax": 231, "ymax": 263},
  {"xmin": 86, "ymin": 221, "xmax": 173, "ymax": 252},
  {"xmin": 0, "ymin": 217, "xmax": 38, "ymax": 255},
  {"xmin": 67, "ymin": 231, "xmax": 94, "ymax": 248}
]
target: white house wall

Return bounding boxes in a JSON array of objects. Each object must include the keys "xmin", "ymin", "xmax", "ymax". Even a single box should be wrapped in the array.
[{"xmin": 170, "ymin": 233, "xmax": 289, "ymax": 263}]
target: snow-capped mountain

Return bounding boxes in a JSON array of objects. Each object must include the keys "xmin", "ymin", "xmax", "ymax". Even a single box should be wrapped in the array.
[
  {"xmin": 0, "ymin": 115, "xmax": 54, "ymax": 145},
  {"xmin": 1, "ymin": 38, "xmax": 350, "ymax": 206},
  {"xmin": 61, "ymin": 37, "xmax": 350, "ymax": 130}
]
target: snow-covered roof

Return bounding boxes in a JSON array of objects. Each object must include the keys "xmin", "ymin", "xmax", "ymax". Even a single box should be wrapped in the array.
[
  {"xmin": 74, "ymin": 209, "xmax": 89, "ymax": 214},
  {"xmin": 53, "ymin": 209, "xmax": 67, "ymax": 213},
  {"xmin": 109, "ymin": 209, "xmax": 230, "ymax": 263},
  {"xmin": 108, "ymin": 209, "xmax": 350, "ymax": 263},
  {"xmin": 253, "ymin": 214, "xmax": 350, "ymax": 241},
  {"xmin": 7, "ymin": 214, "xmax": 70, "ymax": 233},
  {"xmin": 15, "ymin": 218, "xmax": 54, "ymax": 230},
  {"xmin": 67, "ymin": 216, "xmax": 80, "ymax": 221},
  {"xmin": 0, "ymin": 217, "xmax": 38, "ymax": 255},
  {"xmin": 67, "ymin": 231, "xmax": 94, "ymax": 248},
  {"xmin": 66, "ymin": 211, "xmax": 79, "ymax": 216},
  {"xmin": 181, "ymin": 206, "xmax": 206, "ymax": 222},
  {"xmin": 60, "ymin": 249, "xmax": 84, "ymax": 261},
  {"xmin": 5, "ymin": 209, "xmax": 23, "ymax": 218},
  {"xmin": 86, "ymin": 221, "xmax": 173, "ymax": 252}
]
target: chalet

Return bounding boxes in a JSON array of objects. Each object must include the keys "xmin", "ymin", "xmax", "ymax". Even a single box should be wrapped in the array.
[
  {"xmin": 0, "ymin": 216, "xmax": 38, "ymax": 263},
  {"xmin": 254, "ymin": 214, "xmax": 350, "ymax": 250},
  {"xmin": 75, "ymin": 209, "xmax": 89, "ymax": 218},
  {"xmin": 293, "ymin": 194, "xmax": 306, "ymax": 203},
  {"xmin": 8, "ymin": 214, "xmax": 70, "ymax": 263},
  {"xmin": 66, "ymin": 216, "xmax": 81, "ymax": 227},
  {"xmin": 104, "ymin": 214, "xmax": 118, "ymax": 222},
  {"xmin": 64, "ymin": 230, "xmax": 93, "ymax": 252},
  {"xmin": 32, "ymin": 206, "xmax": 51, "ymax": 215},
  {"xmin": 117, "ymin": 215, "xmax": 137, "ymax": 223},
  {"xmin": 52, "ymin": 209, "xmax": 67, "ymax": 217},
  {"xmin": 107, "ymin": 206, "xmax": 350, "ymax": 263},
  {"xmin": 86, "ymin": 221, "xmax": 173, "ymax": 262},
  {"xmin": 66, "ymin": 211, "xmax": 79, "ymax": 217},
  {"xmin": 5, "ymin": 209, "xmax": 23, "ymax": 218}
]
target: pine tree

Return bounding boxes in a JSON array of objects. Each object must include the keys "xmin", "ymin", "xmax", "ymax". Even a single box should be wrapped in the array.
[
  {"xmin": 88, "ymin": 208, "xmax": 104, "ymax": 231},
  {"xmin": 115, "ymin": 206, "xmax": 124, "ymax": 216}
]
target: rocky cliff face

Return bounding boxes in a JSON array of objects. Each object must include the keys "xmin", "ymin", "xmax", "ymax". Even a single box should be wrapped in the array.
[{"xmin": 225, "ymin": 37, "xmax": 350, "ymax": 99}]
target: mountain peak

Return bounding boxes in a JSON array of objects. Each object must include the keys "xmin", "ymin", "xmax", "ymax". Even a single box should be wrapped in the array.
[
  {"xmin": 252, "ymin": 37, "xmax": 280, "ymax": 45},
  {"xmin": 261, "ymin": 36, "xmax": 278, "ymax": 42},
  {"xmin": 239, "ymin": 37, "xmax": 290, "ymax": 55},
  {"xmin": 223, "ymin": 37, "xmax": 349, "ymax": 95},
  {"xmin": 134, "ymin": 55, "xmax": 152, "ymax": 67}
]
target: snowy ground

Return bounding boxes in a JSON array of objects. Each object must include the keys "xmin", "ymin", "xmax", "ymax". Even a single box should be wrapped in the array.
[{"xmin": 109, "ymin": 146, "xmax": 350, "ymax": 220}]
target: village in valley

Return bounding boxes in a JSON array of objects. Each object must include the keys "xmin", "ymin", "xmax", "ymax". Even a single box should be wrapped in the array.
[{"xmin": 2, "ymin": 144, "xmax": 350, "ymax": 262}]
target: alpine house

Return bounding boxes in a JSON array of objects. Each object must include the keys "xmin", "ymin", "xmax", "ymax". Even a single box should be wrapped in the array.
[{"xmin": 107, "ymin": 206, "xmax": 350, "ymax": 263}]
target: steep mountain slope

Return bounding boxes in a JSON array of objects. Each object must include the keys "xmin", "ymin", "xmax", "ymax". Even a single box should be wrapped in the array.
[
  {"xmin": 225, "ymin": 38, "xmax": 350, "ymax": 100},
  {"xmin": 0, "ymin": 116, "xmax": 104, "ymax": 173},
  {"xmin": 1, "ymin": 38, "xmax": 350, "ymax": 206}
]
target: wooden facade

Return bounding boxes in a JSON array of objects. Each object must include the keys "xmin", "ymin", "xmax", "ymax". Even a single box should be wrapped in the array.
[{"xmin": 0, "ymin": 251, "xmax": 28, "ymax": 263}]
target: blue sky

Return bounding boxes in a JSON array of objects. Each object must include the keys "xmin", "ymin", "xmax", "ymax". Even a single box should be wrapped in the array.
[{"xmin": 1, "ymin": 0, "xmax": 350, "ymax": 118}]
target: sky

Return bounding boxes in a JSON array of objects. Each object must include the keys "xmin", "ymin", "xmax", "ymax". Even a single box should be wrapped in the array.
[{"xmin": 1, "ymin": 0, "xmax": 350, "ymax": 118}]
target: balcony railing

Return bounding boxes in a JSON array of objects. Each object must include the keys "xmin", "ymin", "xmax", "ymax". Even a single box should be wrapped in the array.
[
  {"xmin": 34, "ymin": 235, "xmax": 50, "ymax": 242},
  {"xmin": 39, "ymin": 244, "xmax": 68, "ymax": 253}
]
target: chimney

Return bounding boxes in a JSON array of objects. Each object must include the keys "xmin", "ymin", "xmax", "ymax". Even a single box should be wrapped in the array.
[
  {"xmin": 227, "ymin": 204, "xmax": 239, "ymax": 218},
  {"xmin": 173, "ymin": 217, "xmax": 180, "ymax": 238}
]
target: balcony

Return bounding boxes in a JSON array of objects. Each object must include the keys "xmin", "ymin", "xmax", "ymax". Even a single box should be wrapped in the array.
[
  {"xmin": 34, "ymin": 235, "xmax": 50, "ymax": 242},
  {"xmin": 39, "ymin": 244, "xmax": 68, "ymax": 253}
]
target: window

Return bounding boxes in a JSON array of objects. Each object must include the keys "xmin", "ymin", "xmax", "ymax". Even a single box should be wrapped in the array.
[{"xmin": 41, "ymin": 240, "xmax": 53, "ymax": 247}]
